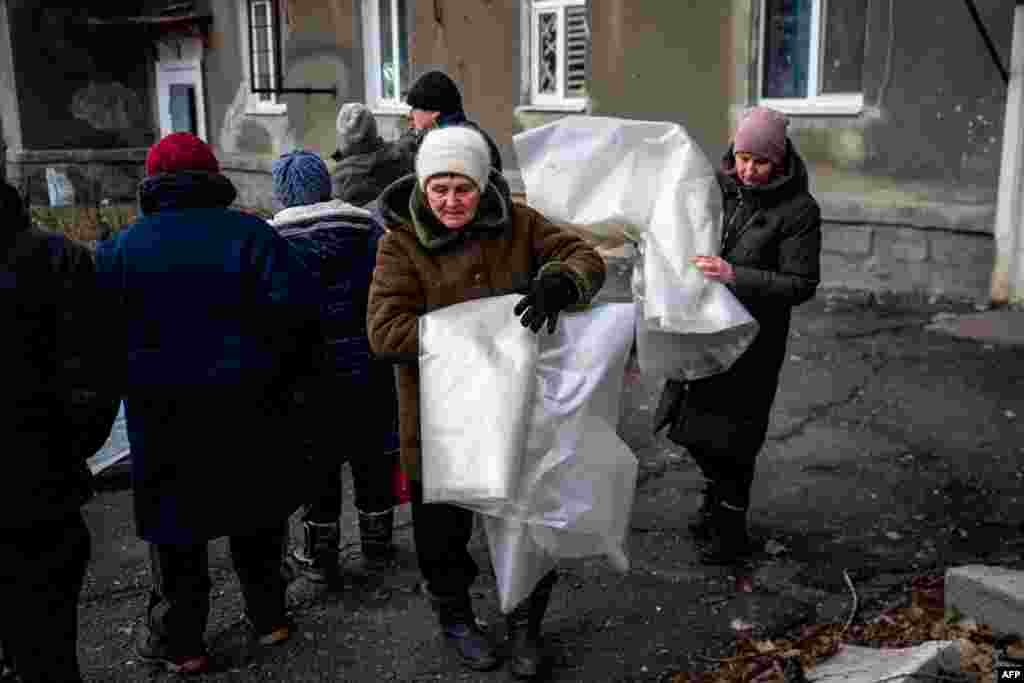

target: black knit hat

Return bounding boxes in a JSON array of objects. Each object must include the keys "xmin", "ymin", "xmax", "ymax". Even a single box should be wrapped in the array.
[{"xmin": 405, "ymin": 70, "xmax": 463, "ymax": 115}]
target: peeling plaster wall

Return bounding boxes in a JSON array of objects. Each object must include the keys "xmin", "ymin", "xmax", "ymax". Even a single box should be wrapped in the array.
[
  {"xmin": 206, "ymin": 0, "xmax": 359, "ymax": 162},
  {"xmin": 410, "ymin": 0, "xmax": 521, "ymax": 168},
  {"xmin": 588, "ymin": 0, "xmax": 734, "ymax": 161},
  {"xmin": 732, "ymin": 0, "xmax": 1013, "ymax": 207},
  {"xmin": 8, "ymin": 2, "xmax": 155, "ymax": 150}
]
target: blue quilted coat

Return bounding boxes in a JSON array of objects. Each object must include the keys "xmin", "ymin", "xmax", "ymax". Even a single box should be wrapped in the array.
[{"xmin": 271, "ymin": 199, "xmax": 399, "ymax": 458}]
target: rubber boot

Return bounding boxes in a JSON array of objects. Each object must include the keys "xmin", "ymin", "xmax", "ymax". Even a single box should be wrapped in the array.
[
  {"xmin": 505, "ymin": 571, "xmax": 557, "ymax": 679},
  {"xmin": 699, "ymin": 502, "xmax": 753, "ymax": 565},
  {"xmin": 288, "ymin": 521, "xmax": 340, "ymax": 583},
  {"xmin": 357, "ymin": 508, "xmax": 396, "ymax": 572},
  {"xmin": 428, "ymin": 590, "xmax": 499, "ymax": 671}
]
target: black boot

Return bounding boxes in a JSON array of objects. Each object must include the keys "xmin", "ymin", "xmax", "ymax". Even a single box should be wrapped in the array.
[
  {"xmin": 505, "ymin": 571, "xmax": 556, "ymax": 679},
  {"xmin": 287, "ymin": 521, "xmax": 340, "ymax": 583},
  {"xmin": 357, "ymin": 507, "xmax": 396, "ymax": 572},
  {"xmin": 699, "ymin": 502, "xmax": 754, "ymax": 565},
  {"xmin": 688, "ymin": 479, "xmax": 721, "ymax": 541},
  {"xmin": 429, "ymin": 590, "xmax": 499, "ymax": 671}
]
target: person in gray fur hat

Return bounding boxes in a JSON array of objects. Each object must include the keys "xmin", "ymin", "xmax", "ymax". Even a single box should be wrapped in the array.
[{"xmin": 330, "ymin": 102, "xmax": 408, "ymax": 207}]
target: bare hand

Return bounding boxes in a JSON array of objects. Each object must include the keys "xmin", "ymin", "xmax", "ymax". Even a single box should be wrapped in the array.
[{"xmin": 691, "ymin": 255, "xmax": 735, "ymax": 283}]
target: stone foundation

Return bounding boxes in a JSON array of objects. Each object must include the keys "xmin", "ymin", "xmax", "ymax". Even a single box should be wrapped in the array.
[
  {"xmin": 5, "ymin": 148, "xmax": 147, "ymax": 208},
  {"xmin": 193, "ymin": 166, "xmax": 1003, "ymax": 303}
]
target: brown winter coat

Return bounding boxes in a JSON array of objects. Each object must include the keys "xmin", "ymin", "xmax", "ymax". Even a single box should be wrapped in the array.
[{"xmin": 366, "ymin": 172, "xmax": 606, "ymax": 480}]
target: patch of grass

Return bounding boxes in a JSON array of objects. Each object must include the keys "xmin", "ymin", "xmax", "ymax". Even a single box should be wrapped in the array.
[{"xmin": 30, "ymin": 204, "xmax": 137, "ymax": 243}]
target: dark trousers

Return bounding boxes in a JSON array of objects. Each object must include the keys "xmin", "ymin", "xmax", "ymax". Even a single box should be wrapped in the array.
[
  {"xmin": 304, "ymin": 449, "xmax": 397, "ymax": 523},
  {"xmin": 684, "ymin": 439, "xmax": 762, "ymax": 509},
  {"xmin": 0, "ymin": 513, "xmax": 90, "ymax": 683},
  {"xmin": 411, "ymin": 488, "xmax": 479, "ymax": 599},
  {"xmin": 147, "ymin": 525, "xmax": 288, "ymax": 654}
]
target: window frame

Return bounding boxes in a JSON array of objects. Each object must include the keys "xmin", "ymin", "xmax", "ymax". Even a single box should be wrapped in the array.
[
  {"xmin": 243, "ymin": 0, "xmax": 287, "ymax": 115},
  {"xmin": 155, "ymin": 38, "xmax": 209, "ymax": 140},
  {"xmin": 756, "ymin": 0, "xmax": 864, "ymax": 116},
  {"xmin": 362, "ymin": 0, "xmax": 411, "ymax": 115},
  {"xmin": 522, "ymin": 0, "xmax": 588, "ymax": 112}
]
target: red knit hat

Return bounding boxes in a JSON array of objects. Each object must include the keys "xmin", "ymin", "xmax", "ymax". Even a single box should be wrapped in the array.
[{"xmin": 145, "ymin": 132, "xmax": 220, "ymax": 176}]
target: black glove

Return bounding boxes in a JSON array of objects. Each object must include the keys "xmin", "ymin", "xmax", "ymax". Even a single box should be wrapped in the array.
[{"xmin": 513, "ymin": 273, "xmax": 579, "ymax": 334}]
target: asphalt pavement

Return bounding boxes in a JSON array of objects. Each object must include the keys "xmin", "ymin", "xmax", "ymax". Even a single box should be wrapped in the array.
[{"xmin": 76, "ymin": 284, "xmax": 1024, "ymax": 682}]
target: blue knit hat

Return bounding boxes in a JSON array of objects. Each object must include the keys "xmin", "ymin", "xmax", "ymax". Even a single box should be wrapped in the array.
[{"xmin": 272, "ymin": 150, "xmax": 331, "ymax": 208}]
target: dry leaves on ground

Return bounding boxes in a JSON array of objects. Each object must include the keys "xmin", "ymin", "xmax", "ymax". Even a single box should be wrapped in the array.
[{"xmin": 668, "ymin": 573, "xmax": 1021, "ymax": 683}]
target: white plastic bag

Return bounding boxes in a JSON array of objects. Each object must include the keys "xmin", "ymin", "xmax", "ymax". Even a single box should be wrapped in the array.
[
  {"xmin": 419, "ymin": 295, "xmax": 537, "ymax": 506},
  {"xmin": 418, "ymin": 296, "xmax": 638, "ymax": 612},
  {"xmin": 514, "ymin": 116, "xmax": 759, "ymax": 380}
]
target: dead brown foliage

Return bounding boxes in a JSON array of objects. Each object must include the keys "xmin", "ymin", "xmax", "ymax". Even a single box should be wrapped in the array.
[{"xmin": 667, "ymin": 573, "xmax": 1020, "ymax": 683}]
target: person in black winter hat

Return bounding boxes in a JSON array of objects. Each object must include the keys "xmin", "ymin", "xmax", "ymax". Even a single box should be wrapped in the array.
[
  {"xmin": 405, "ymin": 69, "xmax": 464, "ymax": 118},
  {"xmin": 392, "ymin": 70, "xmax": 503, "ymax": 179}
]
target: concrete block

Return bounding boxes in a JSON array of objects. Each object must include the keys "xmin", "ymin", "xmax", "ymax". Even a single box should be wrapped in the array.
[
  {"xmin": 808, "ymin": 641, "xmax": 960, "ymax": 682},
  {"xmin": 820, "ymin": 252, "xmax": 887, "ymax": 293},
  {"xmin": 929, "ymin": 262, "xmax": 991, "ymax": 301},
  {"xmin": 823, "ymin": 223, "xmax": 873, "ymax": 256},
  {"xmin": 946, "ymin": 565, "xmax": 1024, "ymax": 636},
  {"xmin": 875, "ymin": 226, "xmax": 929, "ymax": 263},
  {"xmin": 929, "ymin": 231, "xmax": 995, "ymax": 267}
]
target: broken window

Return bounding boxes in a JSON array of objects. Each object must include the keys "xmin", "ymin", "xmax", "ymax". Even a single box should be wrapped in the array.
[
  {"xmin": 760, "ymin": 0, "xmax": 866, "ymax": 115},
  {"xmin": 530, "ymin": 0, "xmax": 588, "ymax": 108}
]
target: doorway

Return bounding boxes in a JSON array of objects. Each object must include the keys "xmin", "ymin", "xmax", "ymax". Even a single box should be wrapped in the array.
[{"xmin": 154, "ymin": 37, "xmax": 208, "ymax": 140}]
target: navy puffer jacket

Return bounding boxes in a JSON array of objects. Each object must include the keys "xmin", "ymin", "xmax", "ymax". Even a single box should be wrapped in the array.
[{"xmin": 271, "ymin": 199, "xmax": 399, "ymax": 457}]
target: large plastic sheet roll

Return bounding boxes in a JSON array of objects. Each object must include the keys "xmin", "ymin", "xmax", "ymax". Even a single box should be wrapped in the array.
[
  {"xmin": 419, "ymin": 296, "xmax": 638, "ymax": 612},
  {"xmin": 514, "ymin": 116, "xmax": 759, "ymax": 380},
  {"xmin": 419, "ymin": 296, "xmax": 537, "ymax": 506}
]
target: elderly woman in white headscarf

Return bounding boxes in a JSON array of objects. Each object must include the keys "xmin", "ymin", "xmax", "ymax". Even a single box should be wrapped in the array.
[{"xmin": 367, "ymin": 125, "xmax": 605, "ymax": 678}]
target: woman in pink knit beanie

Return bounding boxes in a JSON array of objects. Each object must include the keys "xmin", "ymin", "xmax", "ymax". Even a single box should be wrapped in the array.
[{"xmin": 657, "ymin": 105, "xmax": 822, "ymax": 564}]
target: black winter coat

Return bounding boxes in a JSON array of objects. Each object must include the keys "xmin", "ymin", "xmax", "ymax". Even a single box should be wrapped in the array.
[
  {"xmin": 1, "ymin": 224, "xmax": 120, "ymax": 530},
  {"xmin": 661, "ymin": 141, "xmax": 821, "ymax": 453},
  {"xmin": 391, "ymin": 114, "xmax": 504, "ymax": 177}
]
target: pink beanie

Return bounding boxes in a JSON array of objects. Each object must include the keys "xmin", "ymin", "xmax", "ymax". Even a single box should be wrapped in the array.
[{"xmin": 733, "ymin": 107, "xmax": 789, "ymax": 166}]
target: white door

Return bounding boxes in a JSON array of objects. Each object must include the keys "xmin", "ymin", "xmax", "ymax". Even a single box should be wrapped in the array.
[{"xmin": 155, "ymin": 38, "xmax": 208, "ymax": 140}]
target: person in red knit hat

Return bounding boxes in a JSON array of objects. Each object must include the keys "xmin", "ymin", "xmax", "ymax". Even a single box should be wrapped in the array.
[
  {"xmin": 96, "ymin": 132, "xmax": 322, "ymax": 674},
  {"xmin": 144, "ymin": 132, "xmax": 222, "ymax": 176}
]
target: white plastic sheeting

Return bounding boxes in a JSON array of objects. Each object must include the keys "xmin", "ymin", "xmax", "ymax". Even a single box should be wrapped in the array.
[
  {"xmin": 514, "ymin": 115, "xmax": 759, "ymax": 380},
  {"xmin": 419, "ymin": 295, "xmax": 638, "ymax": 612}
]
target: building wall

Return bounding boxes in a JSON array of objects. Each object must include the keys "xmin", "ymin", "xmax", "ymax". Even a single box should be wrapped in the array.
[
  {"xmin": 732, "ymin": 0, "xmax": 1012, "ymax": 205},
  {"xmin": 407, "ymin": 0, "xmax": 523, "ymax": 167},
  {"xmin": 8, "ymin": 2, "xmax": 155, "ymax": 151},
  {"xmin": 206, "ymin": 0, "xmax": 360, "ymax": 162},
  {"xmin": 587, "ymin": 0, "xmax": 735, "ymax": 161},
  {"xmin": 1, "ymin": 1, "xmax": 155, "ymax": 205}
]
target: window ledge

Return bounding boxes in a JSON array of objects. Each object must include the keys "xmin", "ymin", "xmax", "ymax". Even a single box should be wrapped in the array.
[
  {"xmin": 370, "ymin": 103, "xmax": 411, "ymax": 116},
  {"xmin": 760, "ymin": 95, "xmax": 864, "ymax": 117},
  {"xmin": 245, "ymin": 102, "xmax": 288, "ymax": 117},
  {"xmin": 515, "ymin": 102, "xmax": 588, "ymax": 114}
]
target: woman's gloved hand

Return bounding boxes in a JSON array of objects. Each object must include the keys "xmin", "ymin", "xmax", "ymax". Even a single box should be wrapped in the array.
[{"xmin": 513, "ymin": 272, "xmax": 579, "ymax": 334}]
